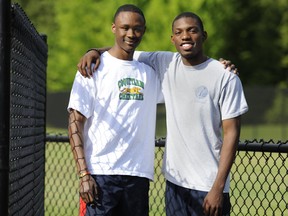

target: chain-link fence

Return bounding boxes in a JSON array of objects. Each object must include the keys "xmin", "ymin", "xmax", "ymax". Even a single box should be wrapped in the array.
[
  {"xmin": 231, "ymin": 141, "xmax": 288, "ymax": 215},
  {"xmin": 45, "ymin": 135, "xmax": 288, "ymax": 216}
]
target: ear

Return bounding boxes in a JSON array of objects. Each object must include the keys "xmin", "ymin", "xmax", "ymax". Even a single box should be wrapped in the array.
[
  {"xmin": 202, "ymin": 31, "xmax": 208, "ymax": 41},
  {"xmin": 111, "ymin": 23, "xmax": 116, "ymax": 33},
  {"xmin": 170, "ymin": 35, "xmax": 175, "ymax": 45}
]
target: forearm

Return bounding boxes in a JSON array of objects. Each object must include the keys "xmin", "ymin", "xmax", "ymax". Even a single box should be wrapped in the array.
[
  {"xmin": 212, "ymin": 117, "xmax": 241, "ymax": 192},
  {"xmin": 87, "ymin": 47, "xmax": 111, "ymax": 54},
  {"xmin": 68, "ymin": 109, "xmax": 88, "ymax": 174}
]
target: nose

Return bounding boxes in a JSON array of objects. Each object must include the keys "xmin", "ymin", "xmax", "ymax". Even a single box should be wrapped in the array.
[
  {"xmin": 182, "ymin": 31, "xmax": 190, "ymax": 40},
  {"xmin": 127, "ymin": 29, "xmax": 135, "ymax": 38}
]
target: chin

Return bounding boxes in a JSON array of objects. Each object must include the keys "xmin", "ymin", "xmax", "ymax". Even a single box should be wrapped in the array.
[
  {"xmin": 180, "ymin": 52, "xmax": 195, "ymax": 59},
  {"xmin": 125, "ymin": 48, "xmax": 135, "ymax": 53}
]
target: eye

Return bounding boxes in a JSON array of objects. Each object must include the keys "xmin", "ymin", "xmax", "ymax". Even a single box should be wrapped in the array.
[
  {"xmin": 189, "ymin": 27, "xmax": 199, "ymax": 34},
  {"xmin": 120, "ymin": 25, "xmax": 129, "ymax": 31},
  {"xmin": 134, "ymin": 27, "xmax": 144, "ymax": 33},
  {"xmin": 174, "ymin": 31, "xmax": 181, "ymax": 35}
]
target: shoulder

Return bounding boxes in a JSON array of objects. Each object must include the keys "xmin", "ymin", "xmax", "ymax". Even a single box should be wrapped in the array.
[
  {"xmin": 204, "ymin": 58, "xmax": 243, "ymax": 88},
  {"xmin": 71, "ymin": 71, "xmax": 96, "ymax": 96},
  {"xmin": 207, "ymin": 58, "xmax": 236, "ymax": 77},
  {"xmin": 207, "ymin": 58, "xmax": 225, "ymax": 69},
  {"xmin": 133, "ymin": 60, "xmax": 162, "ymax": 81},
  {"xmin": 135, "ymin": 60, "xmax": 155, "ymax": 72}
]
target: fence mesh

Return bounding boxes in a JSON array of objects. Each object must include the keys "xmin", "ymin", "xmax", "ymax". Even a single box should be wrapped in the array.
[
  {"xmin": 230, "ymin": 144, "xmax": 288, "ymax": 215},
  {"xmin": 9, "ymin": 3, "xmax": 48, "ymax": 216},
  {"xmin": 45, "ymin": 136, "xmax": 288, "ymax": 216}
]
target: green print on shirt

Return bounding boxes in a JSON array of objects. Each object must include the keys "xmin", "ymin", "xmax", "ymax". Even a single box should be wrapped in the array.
[
  {"xmin": 118, "ymin": 78, "xmax": 144, "ymax": 89},
  {"xmin": 118, "ymin": 78, "xmax": 144, "ymax": 100}
]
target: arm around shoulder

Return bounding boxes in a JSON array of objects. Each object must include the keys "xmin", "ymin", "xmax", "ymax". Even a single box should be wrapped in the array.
[{"xmin": 77, "ymin": 47, "xmax": 111, "ymax": 78}]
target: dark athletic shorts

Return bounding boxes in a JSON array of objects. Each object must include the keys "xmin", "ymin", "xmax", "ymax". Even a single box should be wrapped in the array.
[
  {"xmin": 79, "ymin": 175, "xmax": 149, "ymax": 216},
  {"xmin": 165, "ymin": 180, "xmax": 231, "ymax": 216}
]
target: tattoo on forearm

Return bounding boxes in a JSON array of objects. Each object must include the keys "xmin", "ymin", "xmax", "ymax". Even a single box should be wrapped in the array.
[{"xmin": 68, "ymin": 111, "xmax": 88, "ymax": 173}]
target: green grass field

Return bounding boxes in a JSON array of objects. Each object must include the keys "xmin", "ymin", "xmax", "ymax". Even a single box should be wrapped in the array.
[{"xmin": 45, "ymin": 123, "xmax": 288, "ymax": 215}]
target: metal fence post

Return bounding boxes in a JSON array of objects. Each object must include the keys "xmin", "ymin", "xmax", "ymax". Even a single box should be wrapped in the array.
[{"xmin": 0, "ymin": 0, "xmax": 11, "ymax": 215}]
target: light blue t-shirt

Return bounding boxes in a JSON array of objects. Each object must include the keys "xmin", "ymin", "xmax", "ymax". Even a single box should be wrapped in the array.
[{"xmin": 134, "ymin": 51, "xmax": 248, "ymax": 191}]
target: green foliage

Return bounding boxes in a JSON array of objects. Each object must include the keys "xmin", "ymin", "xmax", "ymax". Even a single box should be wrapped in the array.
[
  {"xmin": 12, "ymin": 0, "xmax": 57, "ymax": 33},
  {"xmin": 48, "ymin": 0, "xmax": 117, "ymax": 91},
  {"xmin": 12, "ymin": 0, "xmax": 288, "ymax": 92},
  {"xmin": 205, "ymin": 0, "xmax": 287, "ymax": 85}
]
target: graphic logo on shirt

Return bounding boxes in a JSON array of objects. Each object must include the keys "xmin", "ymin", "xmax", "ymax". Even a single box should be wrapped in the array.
[
  {"xmin": 195, "ymin": 86, "xmax": 208, "ymax": 99},
  {"xmin": 118, "ymin": 78, "xmax": 144, "ymax": 100}
]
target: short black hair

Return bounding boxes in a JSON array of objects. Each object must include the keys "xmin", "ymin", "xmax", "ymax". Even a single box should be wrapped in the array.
[
  {"xmin": 172, "ymin": 12, "xmax": 204, "ymax": 32},
  {"xmin": 113, "ymin": 4, "xmax": 146, "ymax": 24}
]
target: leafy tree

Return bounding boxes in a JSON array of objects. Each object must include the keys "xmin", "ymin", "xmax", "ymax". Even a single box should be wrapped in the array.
[
  {"xmin": 48, "ymin": 0, "xmax": 116, "ymax": 91},
  {"xmin": 11, "ymin": 0, "xmax": 288, "ymax": 91},
  {"xmin": 12, "ymin": 0, "xmax": 57, "ymax": 34},
  {"xmin": 140, "ymin": 0, "xmax": 207, "ymax": 52},
  {"xmin": 278, "ymin": 0, "xmax": 288, "ymax": 85},
  {"xmin": 203, "ymin": 0, "xmax": 287, "ymax": 85}
]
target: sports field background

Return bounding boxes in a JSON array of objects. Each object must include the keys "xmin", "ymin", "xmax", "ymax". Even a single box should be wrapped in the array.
[
  {"xmin": 45, "ymin": 131, "xmax": 287, "ymax": 216},
  {"xmin": 45, "ymin": 89, "xmax": 288, "ymax": 215},
  {"xmin": 45, "ymin": 108, "xmax": 288, "ymax": 215}
]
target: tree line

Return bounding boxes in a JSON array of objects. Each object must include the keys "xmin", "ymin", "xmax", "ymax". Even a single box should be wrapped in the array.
[{"xmin": 13, "ymin": 0, "xmax": 288, "ymax": 92}]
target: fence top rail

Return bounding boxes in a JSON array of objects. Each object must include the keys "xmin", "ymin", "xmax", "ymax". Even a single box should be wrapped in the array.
[
  {"xmin": 45, "ymin": 134, "xmax": 288, "ymax": 153},
  {"xmin": 238, "ymin": 140, "xmax": 288, "ymax": 153},
  {"xmin": 46, "ymin": 134, "xmax": 69, "ymax": 143}
]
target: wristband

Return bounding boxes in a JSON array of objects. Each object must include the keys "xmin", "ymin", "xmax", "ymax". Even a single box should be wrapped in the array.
[
  {"xmin": 86, "ymin": 48, "xmax": 100, "ymax": 54},
  {"xmin": 79, "ymin": 171, "xmax": 91, "ymax": 179}
]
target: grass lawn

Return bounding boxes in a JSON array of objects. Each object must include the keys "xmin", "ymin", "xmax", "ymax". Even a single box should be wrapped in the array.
[{"xmin": 240, "ymin": 124, "xmax": 288, "ymax": 141}]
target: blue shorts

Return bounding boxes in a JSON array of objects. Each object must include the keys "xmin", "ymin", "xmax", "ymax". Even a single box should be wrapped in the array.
[
  {"xmin": 79, "ymin": 175, "xmax": 149, "ymax": 216},
  {"xmin": 165, "ymin": 180, "xmax": 231, "ymax": 216}
]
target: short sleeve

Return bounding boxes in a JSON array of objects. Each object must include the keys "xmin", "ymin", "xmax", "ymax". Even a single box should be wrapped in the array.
[
  {"xmin": 67, "ymin": 71, "xmax": 96, "ymax": 118},
  {"xmin": 220, "ymin": 76, "xmax": 248, "ymax": 120}
]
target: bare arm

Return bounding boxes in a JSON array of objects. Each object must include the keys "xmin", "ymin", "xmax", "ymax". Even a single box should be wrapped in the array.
[
  {"xmin": 68, "ymin": 109, "xmax": 99, "ymax": 205},
  {"xmin": 77, "ymin": 47, "xmax": 111, "ymax": 78},
  {"xmin": 203, "ymin": 117, "xmax": 241, "ymax": 216},
  {"xmin": 77, "ymin": 47, "xmax": 238, "ymax": 78}
]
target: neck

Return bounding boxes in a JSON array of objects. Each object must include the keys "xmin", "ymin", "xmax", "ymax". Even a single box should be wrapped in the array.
[
  {"xmin": 182, "ymin": 55, "xmax": 208, "ymax": 66},
  {"xmin": 108, "ymin": 46, "xmax": 134, "ymax": 61}
]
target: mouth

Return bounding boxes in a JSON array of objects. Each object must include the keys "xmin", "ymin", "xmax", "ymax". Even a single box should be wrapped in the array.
[
  {"xmin": 180, "ymin": 42, "xmax": 196, "ymax": 50},
  {"xmin": 125, "ymin": 39, "xmax": 138, "ymax": 46}
]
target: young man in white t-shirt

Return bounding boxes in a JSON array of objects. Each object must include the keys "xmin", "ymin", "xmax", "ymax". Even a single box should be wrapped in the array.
[
  {"xmin": 77, "ymin": 12, "xmax": 248, "ymax": 216},
  {"xmin": 67, "ymin": 4, "xmax": 163, "ymax": 216},
  {"xmin": 133, "ymin": 13, "xmax": 248, "ymax": 216}
]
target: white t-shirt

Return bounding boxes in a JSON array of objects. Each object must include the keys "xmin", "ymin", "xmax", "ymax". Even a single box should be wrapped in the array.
[
  {"xmin": 68, "ymin": 52, "xmax": 163, "ymax": 180},
  {"xmin": 134, "ymin": 51, "xmax": 248, "ymax": 192}
]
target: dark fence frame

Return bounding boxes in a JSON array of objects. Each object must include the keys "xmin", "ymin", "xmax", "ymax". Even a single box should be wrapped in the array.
[
  {"xmin": 0, "ymin": 0, "xmax": 12, "ymax": 215},
  {"xmin": 0, "ymin": 3, "xmax": 48, "ymax": 215},
  {"xmin": 45, "ymin": 135, "xmax": 288, "ymax": 215}
]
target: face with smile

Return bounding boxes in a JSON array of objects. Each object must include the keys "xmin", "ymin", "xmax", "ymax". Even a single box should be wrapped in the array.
[
  {"xmin": 111, "ymin": 11, "xmax": 146, "ymax": 59},
  {"xmin": 171, "ymin": 16, "xmax": 207, "ymax": 65}
]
